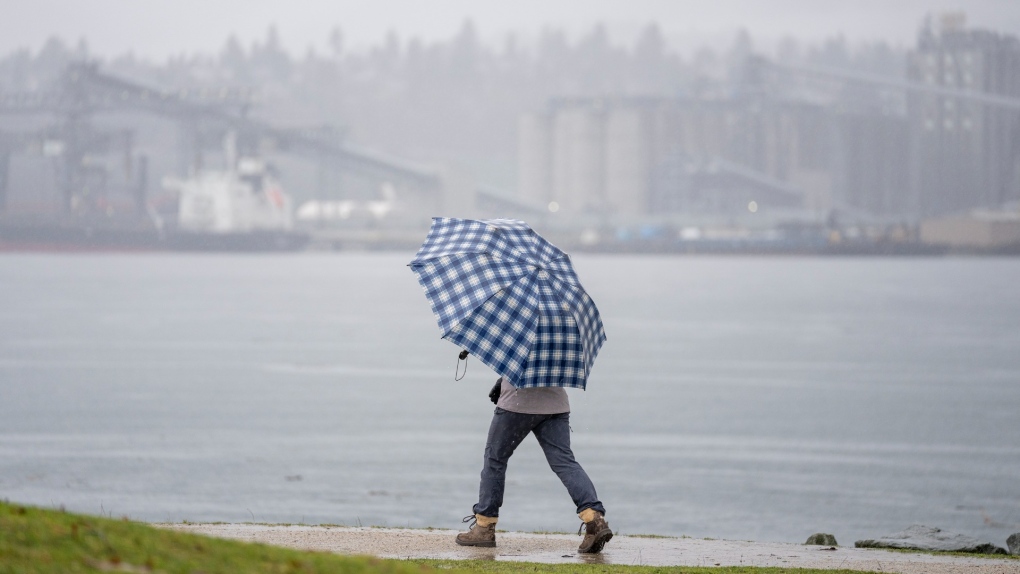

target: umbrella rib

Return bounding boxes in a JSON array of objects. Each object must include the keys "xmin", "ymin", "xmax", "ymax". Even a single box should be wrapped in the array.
[
  {"xmin": 444, "ymin": 269, "xmax": 544, "ymax": 386},
  {"xmin": 436, "ymin": 263, "xmax": 536, "ymax": 339},
  {"xmin": 438, "ymin": 285, "xmax": 505, "ymax": 340},
  {"xmin": 548, "ymin": 275, "xmax": 603, "ymax": 378},
  {"xmin": 498, "ymin": 274, "xmax": 544, "ymax": 387}
]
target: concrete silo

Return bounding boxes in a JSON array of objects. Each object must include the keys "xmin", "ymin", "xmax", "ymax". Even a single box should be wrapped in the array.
[
  {"xmin": 551, "ymin": 104, "xmax": 605, "ymax": 213},
  {"xmin": 605, "ymin": 104, "xmax": 653, "ymax": 216},
  {"xmin": 517, "ymin": 111, "xmax": 553, "ymax": 207}
]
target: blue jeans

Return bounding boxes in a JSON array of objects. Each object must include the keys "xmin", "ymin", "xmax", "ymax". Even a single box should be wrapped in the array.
[{"xmin": 472, "ymin": 407, "xmax": 606, "ymax": 518}]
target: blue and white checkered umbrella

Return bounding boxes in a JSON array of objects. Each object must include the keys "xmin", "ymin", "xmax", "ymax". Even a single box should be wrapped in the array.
[{"xmin": 408, "ymin": 217, "xmax": 606, "ymax": 390}]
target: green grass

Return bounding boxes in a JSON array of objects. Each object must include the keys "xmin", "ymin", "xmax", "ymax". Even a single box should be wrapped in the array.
[{"xmin": 0, "ymin": 501, "xmax": 442, "ymax": 574}]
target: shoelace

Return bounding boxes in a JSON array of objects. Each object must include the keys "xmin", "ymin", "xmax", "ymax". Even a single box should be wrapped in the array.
[
  {"xmin": 462, "ymin": 514, "xmax": 477, "ymax": 528},
  {"xmin": 577, "ymin": 521, "xmax": 586, "ymax": 536}
]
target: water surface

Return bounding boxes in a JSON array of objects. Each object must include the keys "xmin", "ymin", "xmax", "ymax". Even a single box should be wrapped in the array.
[{"xmin": 1, "ymin": 253, "xmax": 1018, "ymax": 544}]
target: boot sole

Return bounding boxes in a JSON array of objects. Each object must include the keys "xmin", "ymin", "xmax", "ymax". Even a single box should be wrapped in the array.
[
  {"xmin": 579, "ymin": 529, "xmax": 613, "ymax": 554},
  {"xmin": 456, "ymin": 539, "xmax": 496, "ymax": 548}
]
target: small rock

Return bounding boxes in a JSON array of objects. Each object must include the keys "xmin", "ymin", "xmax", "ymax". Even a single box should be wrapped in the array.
[
  {"xmin": 805, "ymin": 533, "xmax": 838, "ymax": 546},
  {"xmin": 855, "ymin": 525, "xmax": 1006, "ymax": 554},
  {"xmin": 1008, "ymin": 532, "xmax": 1020, "ymax": 556}
]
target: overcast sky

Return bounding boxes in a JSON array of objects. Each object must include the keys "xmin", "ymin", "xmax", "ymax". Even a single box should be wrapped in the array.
[{"xmin": 4, "ymin": 0, "xmax": 1020, "ymax": 59}]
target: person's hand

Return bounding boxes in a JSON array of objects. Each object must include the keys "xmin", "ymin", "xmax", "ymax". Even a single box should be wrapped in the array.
[{"xmin": 488, "ymin": 380, "xmax": 501, "ymax": 404}]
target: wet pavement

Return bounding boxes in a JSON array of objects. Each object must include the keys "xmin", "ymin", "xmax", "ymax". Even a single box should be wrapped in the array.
[{"xmin": 162, "ymin": 524, "xmax": 1020, "ymax": 573}]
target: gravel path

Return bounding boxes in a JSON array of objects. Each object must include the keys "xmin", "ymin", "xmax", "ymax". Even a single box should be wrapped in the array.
[{"xmin": 160, "ymin": 524, "xmax": 1019, "ymax": 574}]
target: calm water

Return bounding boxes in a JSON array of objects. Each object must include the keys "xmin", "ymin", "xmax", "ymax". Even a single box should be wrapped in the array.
[{"xmin": 1, "ymin": 253, "xmax": 1018, "ymax": 545}]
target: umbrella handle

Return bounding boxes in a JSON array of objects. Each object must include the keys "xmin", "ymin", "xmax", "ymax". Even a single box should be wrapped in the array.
[{"xmin": 455, "ymin": 350, "xmax": 468, "ymax": 381}]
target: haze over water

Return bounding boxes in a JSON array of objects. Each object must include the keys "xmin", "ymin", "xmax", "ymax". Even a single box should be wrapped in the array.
[{"xmin": 1, "ymin": 253, "xmax": 1018, "ymax": 545}]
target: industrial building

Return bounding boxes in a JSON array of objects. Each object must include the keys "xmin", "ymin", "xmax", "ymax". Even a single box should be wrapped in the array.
[
  {"xmin": 908, "ymin": 14, "xmax": 1020, "ymax": 217},
  {"xmin": 518, "ymin": 96, "xmax": 907, "ymax": 220},
  {"xmin": 519, "ymin": 15, "xmax": 1020, "ymax": 223},
  {"xmin": 519, "ymin": 98, "xmax": 809, "ymax": 217},
  {"xmin": 920, "ymin": 209, "xmax": 1020, "ymax": 251}
]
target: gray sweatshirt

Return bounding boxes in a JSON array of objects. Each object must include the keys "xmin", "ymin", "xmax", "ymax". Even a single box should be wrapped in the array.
[{"xmin": 495, "ymin": 377, "xmax": 570, "ymax": 414}]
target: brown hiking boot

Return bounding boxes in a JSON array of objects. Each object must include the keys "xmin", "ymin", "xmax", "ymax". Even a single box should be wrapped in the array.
[
  {"xmin": 577, "ymin": 512, "xmax": 613, "ymax": 554},
  {"xmin": 455, "ymin": 514, "xmax": 496, "ymax": 547}
]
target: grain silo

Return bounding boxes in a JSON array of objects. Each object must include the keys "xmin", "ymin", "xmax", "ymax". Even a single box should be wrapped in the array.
[
  {"xmin": 551, "ymin": 103, "xmax": 605, "ymax": 213},
  {"xmin": 517, "ymin": 111, "xmax": 553, "ymax": 207},
  {"xmin": 605, "ymin": 104, "xmax": 653, "ymax": 216}
]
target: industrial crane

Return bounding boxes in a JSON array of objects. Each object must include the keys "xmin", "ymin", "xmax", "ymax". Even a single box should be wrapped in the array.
[{"xmin": 0, "ymin": 62, "xmax": 442, "ymax": 247}]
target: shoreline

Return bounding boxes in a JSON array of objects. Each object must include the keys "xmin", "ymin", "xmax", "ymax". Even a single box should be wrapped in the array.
[{"xmin": 159, "ymin": 523, "xmax": 1019, "ymax": 573}]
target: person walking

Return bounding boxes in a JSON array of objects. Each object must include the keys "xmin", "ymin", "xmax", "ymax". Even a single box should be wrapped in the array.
[
  {"xmin": 408, "ymin": 219, "xmax": 610, "ymax": 554},
  {"xmin": 455, "ymin": 376, "xmax": 613, "ymax": 554}
]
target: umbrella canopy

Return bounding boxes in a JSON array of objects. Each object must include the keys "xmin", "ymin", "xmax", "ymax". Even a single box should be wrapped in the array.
[{"xmin": 408, "ymin": 217, "xmax": 606, "ymax": 390}]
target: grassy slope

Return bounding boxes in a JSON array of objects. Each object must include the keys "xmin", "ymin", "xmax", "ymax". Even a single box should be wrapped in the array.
[
  {"xmin": 0, "ymin": 502, "xmax": 434, "ymax": 574},
  {"xmin": 1, "ymin": 501, "xmax": 879, "ymax": 574}
]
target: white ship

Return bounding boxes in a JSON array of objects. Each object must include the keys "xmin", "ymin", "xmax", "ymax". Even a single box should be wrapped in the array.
[
  {"xmin": 175, "ymin": 157, "xmax": 293, "ymax": 234},
  {"xmin": 162, "ymin": 136, "xmax": 307, "ymax": 250}
]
